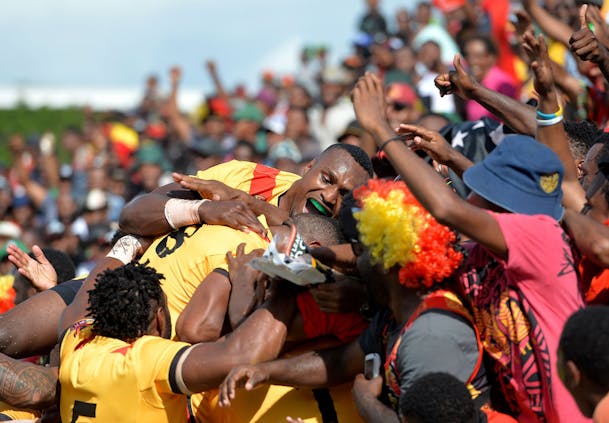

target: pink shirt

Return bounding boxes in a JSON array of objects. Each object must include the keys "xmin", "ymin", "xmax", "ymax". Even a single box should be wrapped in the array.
[
  {"xmin": 466, "ymin": 66, "xmax": 518, "ymax": 122},
  {"xmin": 459, "ymin": 213, "xmax": 587, "ymax": 423}
]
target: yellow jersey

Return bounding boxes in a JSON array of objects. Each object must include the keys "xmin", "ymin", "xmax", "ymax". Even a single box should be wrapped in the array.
[
  {"xmin": 0, "ymin": 401, "xmax": 39, "ymax": 420},
  {"xmin": 139, "ymin": 160, "xmax": 300, "ymax": 336},
  {"xmin": 59, "ymin": 319, "xmax": 191, "ymax": 423}
]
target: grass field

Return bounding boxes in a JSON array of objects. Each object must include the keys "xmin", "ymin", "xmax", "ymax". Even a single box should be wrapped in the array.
[{"xmin": 0, "ymin": 106, "xmax": 84, "ymax": 166}]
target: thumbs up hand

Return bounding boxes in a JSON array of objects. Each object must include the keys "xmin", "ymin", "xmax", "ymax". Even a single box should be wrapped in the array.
[
  {"xmin": 433, "ymin": 53, "xmax": 480, "ymax": 99},
  {"xmin": 570, "ymin": 4, "xmax": 605, "ymax": 63}
]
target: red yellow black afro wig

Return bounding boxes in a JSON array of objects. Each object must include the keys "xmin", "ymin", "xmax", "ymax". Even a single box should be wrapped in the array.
[{"xmin": 353, "ymin": 179, "xmax": 462, "ymax": 289}]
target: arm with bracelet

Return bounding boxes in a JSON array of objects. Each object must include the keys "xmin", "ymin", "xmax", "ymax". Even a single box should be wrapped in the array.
[{"xmin": 522, "ymin": 31, "xmax": 587, "ymax": 212}]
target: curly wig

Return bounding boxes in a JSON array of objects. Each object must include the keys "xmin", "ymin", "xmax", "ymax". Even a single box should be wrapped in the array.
[{"xmin": 353, "ymin": 179, "xmax": 462, "ymax": 289}]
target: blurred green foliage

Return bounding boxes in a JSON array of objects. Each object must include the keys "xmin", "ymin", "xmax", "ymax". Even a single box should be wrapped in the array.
[{"xmin": 0, "ymin": 106, "xmax": 84, "ymax": 166}]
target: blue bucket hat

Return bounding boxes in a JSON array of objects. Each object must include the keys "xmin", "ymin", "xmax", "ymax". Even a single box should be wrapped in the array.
[{"xmin": 462, "ymin": 135, "xmax": 564, "ymax": 220}]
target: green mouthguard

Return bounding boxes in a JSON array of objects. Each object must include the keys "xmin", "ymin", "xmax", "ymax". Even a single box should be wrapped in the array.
[{"xmin": 310, "ymin": 199, "xmax": 329, "ymax": 216}]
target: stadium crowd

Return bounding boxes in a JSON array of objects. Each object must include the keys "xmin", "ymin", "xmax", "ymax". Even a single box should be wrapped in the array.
[{"xmin": 2, "ymin": 0, "xmax": 609, "ymax": 421}]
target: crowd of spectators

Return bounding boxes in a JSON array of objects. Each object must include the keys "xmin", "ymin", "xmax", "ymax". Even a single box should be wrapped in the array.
[{"xmin": 2, "ymin": 0, "xmax": 609, "ymax": 422}]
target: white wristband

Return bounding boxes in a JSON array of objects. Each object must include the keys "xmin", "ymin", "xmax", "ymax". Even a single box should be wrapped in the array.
[
  {"xmin": 164, "ymin": 198, "xmax": 208, "ymax": 230},
  {"xmin": 106, "ymin": 235, "xmax": 142, "ymax": 265},
  {"xmin": 536, "ymin": 115, "xmax": 564, "ymax": 127}
]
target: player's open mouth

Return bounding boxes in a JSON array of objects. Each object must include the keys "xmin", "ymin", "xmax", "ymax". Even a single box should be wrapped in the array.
[{"xmin": 306, "ymin": 198, "xmax": 331, "ymax": 217}]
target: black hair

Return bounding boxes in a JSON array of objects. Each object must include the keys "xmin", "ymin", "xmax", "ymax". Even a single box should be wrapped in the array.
[
  {"xmin": 400, "ymin": 372, "xmax": 477, "ymax": 423},
  {"xmin": 30, "ymin": 248, "xmax": 75, "ymax": 284},
  {"xmin": 560, "ymin": 306, "xmax": 609, "ymax": 391},
  {"xmin": 87, "ymin": 262, "xmax": 166, "ymax": 342},
  {"xmin": 291, "ymin": 213, "xmax": 345, "ymax": 246},
  {"xmin": 462, "ymin": 33, "xmax": 498, "ymax": 57},
  {"xmin": 322, "ymin": 143, "xmax": 374, "ymax": 177},
  {"xmin": 563, "ymin": 120, "xmax": 603, "ymax": 152}
]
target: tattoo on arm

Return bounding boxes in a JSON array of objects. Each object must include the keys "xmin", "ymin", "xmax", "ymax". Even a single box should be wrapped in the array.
[{"xmin": 0, "ymin": 354, "xmax": 57, "ymax": 409}]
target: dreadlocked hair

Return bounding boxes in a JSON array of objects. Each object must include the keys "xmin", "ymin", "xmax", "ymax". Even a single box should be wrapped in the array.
[
  {"xmin": 353, "ymin": 179, "xmax": 463, "ymax": 289},
  {"xmin": 87, "ymin": 261, "xmax": 165, "ymax": 342}
]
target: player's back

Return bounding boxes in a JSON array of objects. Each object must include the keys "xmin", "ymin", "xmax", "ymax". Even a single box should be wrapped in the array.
[{"xmin": 59, "ymin": 319, "xmax": 190, "ymax": 423}]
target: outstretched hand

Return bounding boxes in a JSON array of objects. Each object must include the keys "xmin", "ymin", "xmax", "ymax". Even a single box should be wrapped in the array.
[
  {"xmin": 7, "ymin": 244, "xmax": 57, "ymax": 290},
  {"xmin": 351, "ymin": 72, "xmax": 390, "ymax": 138},
  {"xmin": 169, "ymin": 66, "xmax": 182, "ymax": 85},
  {"xmin": 434, "ymin": 53, "xmax": 478, "ymax": 99},
  {"xmin": 570, "ymin": 4, "xmax": 607, "ymax": 64},
  {"xmin": 522, "ymin": 31, "xmax": 555, "ymax": 98},
  {"xmin": 218, "ymin": 365, "xmax": 269, "ymax": 407},
  {"xmin": 397, "ymin": 123, "xmax": 455, "ymax": 165}
]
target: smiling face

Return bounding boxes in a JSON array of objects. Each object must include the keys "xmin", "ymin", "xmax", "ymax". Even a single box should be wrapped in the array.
[{"xmin": 287, "ymin": 148, "xmax": 370, "ymax": 218}]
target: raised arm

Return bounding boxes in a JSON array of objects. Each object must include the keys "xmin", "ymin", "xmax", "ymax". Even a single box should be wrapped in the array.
[
  {"xmin": 522, "ymin": 0, "xmax": 573, "ymax": 47},
  {"xmin": 435, "ymin": 54, "xmax": 536, "ymax": 135},
  {"xmin": 522, "ymin": 30, "xmax": 587, "ymax": 212},
  {"xmin": 354, "ymin": 72, "xmax": 508, "ymax": 259},
  {"xmin": 570, "ymin": 5, "xmax": 609, "ymax": 86},
  {"xmin": 205, "ymin": 60, "xmax": 229, "ymax": 101},
  {"xmin": 165, "ymin": 66, "xmax": 192, "ymax": 143}
]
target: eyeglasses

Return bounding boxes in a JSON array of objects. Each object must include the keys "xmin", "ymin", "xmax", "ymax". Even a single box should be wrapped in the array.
[{"xmin": 390, "ymin": 102, "xmax": 411, "ymax": 112}]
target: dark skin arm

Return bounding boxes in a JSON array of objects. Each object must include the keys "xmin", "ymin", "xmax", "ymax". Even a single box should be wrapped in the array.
[
  {"xmin": 407, "ymin": 129, "xmax": 474, "ymax": 179},
  {"xmin": 119, "ymin": 181, "xmax": 266, "ymax": 237},
  {"xmin": 174, "ymin": 173, "xmax": 290, "ymax": 227},
  {"xmin": 165, "ymin": 66, "xmax": 192, "ymax": 143},
  {"xmin": 175, "ymin": 270, "xmax": 232, "ymax": 343},
  {"xmin": 354, "ymin": 72, "xmax": 508, "ymax": 259},
  {"xmin": 435, "ymin": 54, "xmax": 536, "ymax": 136},
  {"xmin": 522, "ymin": 30, "xmax": 587, "ymax": 212},
  {"xmin": 217, "ymin": 338, "xmax": 365, "ymax": 406},
  {"xmin": 226, "ymin": 244, "xmax": 266, "ymax": 329},
  {"xmin": 522, "ymin": 0, "xmax": 573, "ymax": 47},
  {"xmin": 352, "ymin": 374, "xmax": 399, "ymax": 423},
  {"xmin": 179, "ymin": 283, "xmax": 298, "ymax": 392},
  {"xmin": 0, "ymin": 289, "xmax": 66, "ymax": 358},
  {"xmin": 563, "ymin": 208, "xmax": 609, "ymax": 267},
  {"xmin": 0, "ymin": 354, "xmax": 58, "ymax": 409}
]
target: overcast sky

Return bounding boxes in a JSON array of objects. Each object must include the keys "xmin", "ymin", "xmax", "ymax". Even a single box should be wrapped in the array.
[{"xmin": 0, "ymin": 0, "xmax": 415, "ymax": 94}]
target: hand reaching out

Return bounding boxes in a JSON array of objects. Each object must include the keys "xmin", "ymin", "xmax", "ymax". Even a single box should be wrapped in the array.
[
  {"xmin": 7, "ymin": 244, "xmax": 57, "ymax": 291},
  {"xmin": 218, "ymin": 365, "xmax": 269, "ymax": 407},
  {"xmin": 522, "ymin": 31, "xmax": 555, "ymax": 98},
  {"xmin": 205, "ymin": 60, "xmax": 217, "ymax": 75},
  {"xmin": 397, "ymin": 124, "xmax": 454, "ymax": 164},
  {"xmin": 169, "ymin": 66, "xmax": 182, "ymax": 85},
  {"xmin": 514, "ymin": 10, "xmax": 534, "ymax": 41},
  {"xmin": 351, "ymin": 72, "xmax": 389, "ymax": 137}
]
